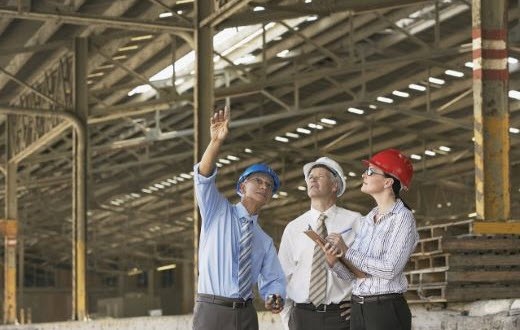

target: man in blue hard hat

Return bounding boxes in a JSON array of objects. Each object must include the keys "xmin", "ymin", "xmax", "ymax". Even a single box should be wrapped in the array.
[{"xmin": 192, "ymin": 106, "xmax": 286, "ymax": 330}]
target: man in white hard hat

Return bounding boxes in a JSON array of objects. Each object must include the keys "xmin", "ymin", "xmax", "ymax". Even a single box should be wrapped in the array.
[{"xmin": 278, "ymin": 157, "xmax": 362, "ymax": 330}]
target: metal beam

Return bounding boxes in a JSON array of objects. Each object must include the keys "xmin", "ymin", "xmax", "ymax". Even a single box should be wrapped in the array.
[
  {"xmin": 9, "ymin": 122, "xmax": 70, "ymax": 164},
  {"xmin": 0, "ymin": 106, "xmax": 87, "ymax": 323},
  {"xmin": 0, "ymin": 8, "xmax": 193, "ymax": 35},
  {"xmin": 192, "ymin": 0, "xmax": 214, "ymax": 313},
  {"xmin": 222, "ymin": 0, "xmax": 433, "ymax": 27},
  {"xmin": 0, "ymin": 67, "xmax": 65, "ymax": 108},
  {"xmin": 72, "ymin": 37, "xmax": 89, "ymax": 321},
  {"xmin": 199, "ymin": 0, "xmax": 253, "ymax": 28},
  {"xmin": 3, "ymin": 118, "xmax": 18, "ymax": 324}
]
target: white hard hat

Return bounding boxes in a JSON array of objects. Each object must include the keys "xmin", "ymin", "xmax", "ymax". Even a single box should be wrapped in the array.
[{"xmin": 303, "ymin": 157, "xmax": 347, "ymax": 197}]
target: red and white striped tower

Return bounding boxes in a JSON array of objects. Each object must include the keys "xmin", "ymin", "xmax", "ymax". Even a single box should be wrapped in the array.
[{"xmin": 472, "ymin": 0, "xmax": 510, "ymax": 225}]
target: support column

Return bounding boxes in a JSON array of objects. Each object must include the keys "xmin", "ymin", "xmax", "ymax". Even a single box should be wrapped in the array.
[
  {"xmin": 181, "ymin": 258, "xmax": 195, "ymax": 313},
  {"xmin": 72, "ymin": 37, "xmax": 89, "ymax": 320},
  {"xmin": 147, "ymin": 270, "xmax": 155, "ymax": 297},
  {"xmin": 193, "ymin": 0, "xmax": 214, "ymax": 308},
  {"xmin": 3, "ymin": 116, "xmax": 18, "ymax": 324},
  {"xmin": 471, "ymin": 0, "xmax": 519, "ymax": 233}
]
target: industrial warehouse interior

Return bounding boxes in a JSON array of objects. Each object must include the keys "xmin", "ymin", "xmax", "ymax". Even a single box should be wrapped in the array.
[{"xmin": 0, "ymin": 0, "xmax": 518, "ymax": 329}]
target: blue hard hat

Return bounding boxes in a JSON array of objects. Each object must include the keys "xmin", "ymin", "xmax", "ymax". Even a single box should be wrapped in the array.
[{"xmin": 236, "ymin": 163, "xmax": 280, "ymax": 195}]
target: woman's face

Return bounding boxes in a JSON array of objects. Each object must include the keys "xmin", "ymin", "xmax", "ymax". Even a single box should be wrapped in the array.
[{"xmin": 360, "ymin": 163, "xmax": 391, "ymax": 195}]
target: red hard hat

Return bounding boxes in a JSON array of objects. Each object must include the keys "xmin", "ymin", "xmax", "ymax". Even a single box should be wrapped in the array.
[{"xmin": 362, "ymin": 149, "xmax": 414, "ymax": 190}]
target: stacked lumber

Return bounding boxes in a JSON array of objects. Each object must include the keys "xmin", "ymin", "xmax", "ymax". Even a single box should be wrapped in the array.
[{"xmin": 403, "ymin": 220, "xmax": 520, "ymax": 303}]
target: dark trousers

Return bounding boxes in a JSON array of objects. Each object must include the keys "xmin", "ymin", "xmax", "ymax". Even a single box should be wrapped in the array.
[
  {"xmin": 192, "ymin": 295, "xmax": 258, "ymax": 330},
  {"xmin": 289, "ymin": 304, "xmax": 350, "ymax": 330},
  {"xmin": 350, "ymin": 295, "xmax": 411, "ymax": 330}
]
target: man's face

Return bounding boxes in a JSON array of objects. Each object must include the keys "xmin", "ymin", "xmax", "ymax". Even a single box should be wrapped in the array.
[
  {"xmin": 240, "ymin": 173, "xmax": 274, "ymax": 205},
  {"xmin": 306, "ymin": 167, "xmax": 338, "ymax": 199}
]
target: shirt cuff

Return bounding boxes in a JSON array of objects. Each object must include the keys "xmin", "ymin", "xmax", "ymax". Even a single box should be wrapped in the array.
[{"xmin": 193, "ymin": 163, "xmax": 217, "ymax": 183}]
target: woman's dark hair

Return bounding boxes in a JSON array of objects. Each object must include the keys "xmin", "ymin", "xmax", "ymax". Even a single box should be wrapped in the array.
[{"xmin": 384, "ymin": 173, "xmax": 412, "ymax": 210}]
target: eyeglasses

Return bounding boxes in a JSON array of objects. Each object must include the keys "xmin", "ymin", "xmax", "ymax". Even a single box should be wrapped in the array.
[
  {"xmin": 247, "ymin": 176, "xmax": 274, "ymax": 190},
  {"xmin": 364, "ymin": 167, "xmax": 386, "ymax": 177},
  {"xmin": 307, "ymin": 174, "xmax": 331, "ymax": 181}
]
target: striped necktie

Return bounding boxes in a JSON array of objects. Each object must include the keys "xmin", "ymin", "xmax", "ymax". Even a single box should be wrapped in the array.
[
  {"xmin": 238, "ymin": 217, "xmax": 252, "ymax": 299},
  {"xmin": 309, "ymin": 213, "xmax": 328, "ymax": 306}
]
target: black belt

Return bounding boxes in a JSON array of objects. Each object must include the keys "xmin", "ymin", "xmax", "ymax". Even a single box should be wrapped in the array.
[
  {"xmin": 295, "ymin": 301, "xmax": 350, "ymax": 312},
  {"xmin": 196, "ymin": 294, "xmax": 252, "ymax": 309},
  {"xmin": 352, "ymin": 293, "xmax": 403, "ymax": 304}
]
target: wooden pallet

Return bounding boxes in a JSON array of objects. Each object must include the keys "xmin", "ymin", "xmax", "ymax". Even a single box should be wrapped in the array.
[{"xmin": 405, "ymin": 220, "xmax": 520, "ymax": 303}]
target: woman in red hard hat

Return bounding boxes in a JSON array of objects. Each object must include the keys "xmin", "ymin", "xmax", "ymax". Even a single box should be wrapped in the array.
[{"xmin": 323, "ymin": 149, "xmax": 419, "ymax": 330}]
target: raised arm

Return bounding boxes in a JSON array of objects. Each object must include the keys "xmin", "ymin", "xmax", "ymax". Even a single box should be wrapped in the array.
[{"xmin": 198, "ymin": 106, "xmax": 230, "ymax": 177}]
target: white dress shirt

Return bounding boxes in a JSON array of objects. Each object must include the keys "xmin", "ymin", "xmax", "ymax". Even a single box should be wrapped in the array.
[{"xmin": 278, "ymin": 205, "xmax": 362, "ymax": 328}]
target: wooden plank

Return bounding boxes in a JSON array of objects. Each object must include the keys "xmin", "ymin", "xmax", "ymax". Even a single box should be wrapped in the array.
[
  {"xmin": 473, "ymin": 221, "xmax": 520, "ymax": 234},
  {"xmin": 446, "ymin": 284, "xmax": 520, "ymax": 301},
  {"xmin": 447, "ymin": 270, "xmax": 520, "ymax": 283},
  {"xmin": 412, "ymin": 237, "xmax": 443, "ymax": 256},
  {"xmin": 406, "ymin": 284, "xmax": 447, "ymax": 303},
  {"xmin": 409, "ymin": 254, "xmax": 449, "ymax": 270},
  {"xmin": 443, "ymin": 236, "xmax": 520, "ymax": 251},
  {"xmin": 417, "ymin": 220, "xmax": 473, "ymax": 239},
  {"xmin": 450, "ymin": 253, "xmax": 520, "ymax": 267}
]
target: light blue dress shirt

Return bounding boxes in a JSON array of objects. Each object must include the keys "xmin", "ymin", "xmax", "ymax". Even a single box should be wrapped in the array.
[{"xmin": 193, "ymin": 164, "xmax": 286, "ymax": 300}]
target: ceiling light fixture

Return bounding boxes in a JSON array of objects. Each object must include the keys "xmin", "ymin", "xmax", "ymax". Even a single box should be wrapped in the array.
[
  {"xmin": 508, "ymin": 90, "xmax": 520, "ymax": 100},
  {"xmin": 392, "ymin": 90, "xmax": 410, "ymax": 98},
  {"xmin": 157, "ymin": 264, "xmax": 177, "ymax": 271},
  {"xmin": 159, "ymin": 12, "xmax": 173, "ymax": 18},
  {"xmin": 320, "ymin": 118, "xmax": 337, "ymax": 125},
  {"xmin": 445, "ymin": 69, "xmax": 464, "ymax": 77},
  {"xmin": 428, "ymin": 77, "xmax": 445, "ymax": 85},
  {"xmin": 409, "ymin": 83, "xmax": 426, "ymax": 91},
  {"xmin": 376, "ymin": 96, "xmax": 394, "ymax": 103},
  {"xmin": 131, "ymin": 35, "xmax": 153, "ymax": 41},
  {"xmin": 275, "ymin": 136, "xmax": 289, "ymax": 143},
  {"xmin": 347, "ymin": 107, "xmax": 364, "ymax": 115}
]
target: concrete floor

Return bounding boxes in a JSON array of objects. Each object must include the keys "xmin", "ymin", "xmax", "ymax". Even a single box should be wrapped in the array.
[{"xmin": 0, "ymin": 299, "xmax": 518, "ymax": 330}]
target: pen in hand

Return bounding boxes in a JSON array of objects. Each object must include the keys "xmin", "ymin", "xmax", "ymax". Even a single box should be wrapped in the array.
[
  {"xmin": 339, "ymin": 227, "xmax": 352, "ymax": 235},
  {"xmin": 307, "ymin": 224, "xmax": 351, "ymax": 235}
]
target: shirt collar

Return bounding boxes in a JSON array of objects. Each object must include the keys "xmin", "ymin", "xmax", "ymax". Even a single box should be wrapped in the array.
[
  {"xmin": 309, "ymin": 204, "xmax": 337, "ymax": 222},
  {"xmin": 236, "ymin": 202, "xmax": 258, "ymax": 224},
  {"xmin": 368, "ymin": 199, "xmax": 405, "ymax": 222}
]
